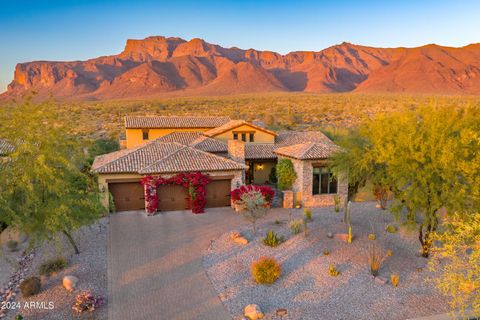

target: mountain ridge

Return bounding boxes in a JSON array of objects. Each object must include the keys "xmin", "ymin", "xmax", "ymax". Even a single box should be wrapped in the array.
[{"xmin": 3, "ymin": 36, "xmax": 480, "ymax": 100}]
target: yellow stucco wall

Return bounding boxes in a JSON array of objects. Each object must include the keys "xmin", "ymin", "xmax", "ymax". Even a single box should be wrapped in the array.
[
  {"xmin": 213, "ymin": 124, "xmax": 275, "ymax": 143},
  {"xmin": 126, "ymin": 128, "xmax": 210, "ymax": 149}
]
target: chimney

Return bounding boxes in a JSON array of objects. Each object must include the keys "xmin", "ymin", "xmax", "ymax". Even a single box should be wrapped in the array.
[{"xmin": 227, "ymin": 139, "xmax": 245, "ymax": 164}]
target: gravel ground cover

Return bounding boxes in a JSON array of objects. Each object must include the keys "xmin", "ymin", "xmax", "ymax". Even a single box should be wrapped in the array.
[
  {"xmin": 203, "ymin": 202, "xmax": 450, "ymax": 320},
  {"xmin": 5, "ymin": 218, "xmax": 108, "ymax": 320}
]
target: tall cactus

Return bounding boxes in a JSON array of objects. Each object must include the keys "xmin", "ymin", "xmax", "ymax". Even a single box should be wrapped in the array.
[
  {"xmin": 343, "ymin": 197, "xmax": 349, "ymax": 223},
  {"xmin": 347, "ymin": 201, "xmax": 352, "ymax": 243}
]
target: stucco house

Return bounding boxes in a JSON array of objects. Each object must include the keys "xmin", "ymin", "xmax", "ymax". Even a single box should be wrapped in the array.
[{"xmin": 92, "ymin": 116, "xmax": 347, "ymax": 212}]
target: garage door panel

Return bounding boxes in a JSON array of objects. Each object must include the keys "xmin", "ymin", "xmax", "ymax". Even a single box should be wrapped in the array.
[
  {"xmin": 157, "ymin": 185, "xmax": 188, "ymax": 211},
  {"xmin": 109, "ymin": 182, "xmax": 145, "ymax": 212},
  {"xmin": 205, "ymin": 180, "xmax": 231, "ymax": 208}
]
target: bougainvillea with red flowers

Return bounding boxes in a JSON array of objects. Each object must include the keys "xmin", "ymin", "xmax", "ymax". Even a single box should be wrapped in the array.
[
  {"xmin": 231, "ymin": 185, "xmax": 274, "ymax": 205},
  {"xmin": 140, "ymin": 172, "xmax": 211, "ymax": 214}
]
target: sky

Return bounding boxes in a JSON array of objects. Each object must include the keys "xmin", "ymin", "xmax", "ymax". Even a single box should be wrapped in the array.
[{"xmin": 1, "ymin": 0, "xmax": 479, "ymax": 92}]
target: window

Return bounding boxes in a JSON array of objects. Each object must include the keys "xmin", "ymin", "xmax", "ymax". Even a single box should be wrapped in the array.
[
  {"xmin": 312, "ymin": 166, "xmax": 337, "ymax": 195},
  {"xmin": 233, "ymin": 133, "xmax": 238, "ymax": 140},
  {"xmin": 241, "ymin": 133, "xmax": 246, "ymax": 142},
  {"xmin": 249, "ymin": 133, "xmax": 254, "ymax": 142},
  {"xmin": 142, "ymin": 130, "xmax": 149, "ymax": 140}
]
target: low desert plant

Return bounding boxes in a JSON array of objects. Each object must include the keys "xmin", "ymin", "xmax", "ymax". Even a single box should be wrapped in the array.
[
  {"xmin": 323, "ymin": 249, "xmax": 330, "ymax": 256},
  {"xmin": 20, "ymin": 277, "xmax": 41, "ymax": 297},
  {"xmin": 385, "ymin": 224, "xmax": 398, "ymax": 233},
  {"xmin": 367, "ymin": 245, "xmax": 386, "ymax": 277},
  {"xmin": 251, "ymin": 256, "xmax": 281, "ymax": 284},
  {"xmin": 289, "ymin": 219, "xmax": 303, "ymax": 234},
  {"xmin": 274, "ymin": 219, "xmax": 282, "ymax": 225},
  {"xmin": 347, "ymin": 225, "xmax": 353, "ymax": 243},
  {"xmin": 72, "ymin": 291, "xmax": 105, "ymax": 313},
  {"xmin": 39, "ymin": 257, "xmax": 68, "ymax": 276},
  {"xmin": 390, "ymin": 273, "xmax": 399, "ymax": 287},
  {"xmin": 328, "ymin": 264, "xmax": 340, "ymax": 276},
  {"xmin": 333, "ymin": 195, "xmax": 341, "ymax": 212},
  {"xmin": 303, "ymin": 208, "xmax": 313, "ymax": 221},
  {"xmin": 241, "ymin": 190, "xmax": 269, "ymax": 236},
  {"xmin": 368, "ymin": 233, "xmax": 376, "ymax": 240},
  {"xmin": 6, "ymin": 240, "xmax": 18, "ymax": 251},
  {"xmin": 263, "ymin": 230, "xmax": 284, "ymax": 247},
  {"xmin": 386, "ymin": 249, "xmax": 393, "ymax": 257}
]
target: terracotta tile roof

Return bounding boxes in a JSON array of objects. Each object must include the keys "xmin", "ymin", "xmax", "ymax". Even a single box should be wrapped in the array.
[
  {"xmin": 155, "ymin": 132, "xmax": 227, "ymax": 153},
  {"xmin": 92, "ymin": 141, "xmax": 245, "ymax": 174},
  {"xmin": 245, "ymin": 144, "xmax": 277, "ymax": 160},
  {"xmin": 276, "ymin": 131, "xmax": 336, "ymax": 146},
  {"xmin": 274, "ymin": 142, "xmax": 340, "ymax": 160},
  {"xmin": 124, "ymin": 116, "xmax": 230, "ymax": 129},
  {"xmin": 140, "ymin": 146, "xmax": 246, "ymax": 174},
  {"xmin": 203, "ymin": 120, "xmax": 277, "ymax": 137},
  {"xmin": 0, "ymin": 139, "xmax": 14, "ymax": 155}
]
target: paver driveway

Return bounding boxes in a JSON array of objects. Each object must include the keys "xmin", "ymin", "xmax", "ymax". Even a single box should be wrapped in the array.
[{"xmin": 108, "ymin": 208, "xmax": 243, "ymax": 320}]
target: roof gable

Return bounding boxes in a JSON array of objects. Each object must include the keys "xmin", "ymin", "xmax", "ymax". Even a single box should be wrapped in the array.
[
  {"xmin": 274, "ymin": 142, "xmax": 339, "ymax": 160},
  {"xmin": 203, "ymin": 120, "xmax": 277, "ymax": 137}
]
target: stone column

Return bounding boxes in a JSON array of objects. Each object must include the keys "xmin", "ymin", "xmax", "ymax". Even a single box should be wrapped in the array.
[{"xmin": 227, "ymin": 140, "xmax": 246, "ymax": 183}]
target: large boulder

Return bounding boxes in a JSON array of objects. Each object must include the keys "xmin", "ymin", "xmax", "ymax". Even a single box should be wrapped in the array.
[
  {"xmin": 62, "ymin": 275, "xmax": 79, "ymax": 292},
  {"xmin": 233, "ymin": 237, "xmax": 248, "ymax": 245},
  {"xmin": 244, "ymin": 304, "xmax": 264, "ymax": 320}
]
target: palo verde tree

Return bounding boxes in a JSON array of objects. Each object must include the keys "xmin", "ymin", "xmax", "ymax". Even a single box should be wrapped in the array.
[
  {"xmin": 0, "ymin": 100, "xmax": 103, "ymax": 254},
  {"xmin": 331, "ymin": 105, "xmax": 480, "ymax": 257}
]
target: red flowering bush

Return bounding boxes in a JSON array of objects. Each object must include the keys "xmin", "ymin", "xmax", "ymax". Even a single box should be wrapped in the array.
[
  {"xmin": 140, "ymin": 172, "xmax": 211, "ymax": 214},
  {"xmin": 231, "ymin": 185, "xmax": 274, "ymax": 205}
]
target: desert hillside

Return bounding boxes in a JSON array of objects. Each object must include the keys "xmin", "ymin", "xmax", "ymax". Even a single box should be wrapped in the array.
[{"xmin": 3, "ymin": 36, "xmax": 480, "ymax": 100}]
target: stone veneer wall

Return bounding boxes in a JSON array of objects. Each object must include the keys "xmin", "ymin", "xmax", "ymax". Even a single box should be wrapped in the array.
[{"xmin": 279, "ymin": 156, "xmax": 348, "ymax": 208}]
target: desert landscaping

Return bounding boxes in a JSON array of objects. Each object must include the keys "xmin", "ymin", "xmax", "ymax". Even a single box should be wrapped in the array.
[{"xmin": 204, "ymin": 202, "xmax": 449, "ymax": 320}]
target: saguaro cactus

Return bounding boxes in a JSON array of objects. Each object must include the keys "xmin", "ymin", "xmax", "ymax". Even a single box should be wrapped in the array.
[{"xmin": 346, "ymin": 201, "xmax": 352, "ymax": 243}]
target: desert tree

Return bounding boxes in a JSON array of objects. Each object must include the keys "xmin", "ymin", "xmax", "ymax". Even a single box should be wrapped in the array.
[
  {"xmin": 331, "ymin": 105, "xmax": 480, "ymax": 257},
  {"xmin": 429, "ymin": 212, "xmax": 480, "ymax": 315},
  {"xmin": 0, "ymin": 100, "xmax": 103, "ymax": 254},
  {"xmin": 240, "ymin": 189, "xmax": 269, "ymax": 236},
  {"xmin": 276, "ymin": 158, "xmax": 297, "ymax": 190}
]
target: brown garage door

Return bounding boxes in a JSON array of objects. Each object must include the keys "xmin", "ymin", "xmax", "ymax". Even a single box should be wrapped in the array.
[
  {"xmin": 205, "ymin": 179, "xmax": 231, "ymax": 208},
  {"xmin": 157, "ymin": 185, "xmax": 189, "ymax": 211},
  {"xmin": 109, "ymin": 182, "xmax": 145, "ymax": 212}
]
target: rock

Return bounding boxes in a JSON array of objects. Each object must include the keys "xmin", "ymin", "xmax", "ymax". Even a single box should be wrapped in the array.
[
  {"xmin": 229, "ymin": 231, "xmax": 241, "ymax": 240},
  {"xmin": 62, "ymin": 275, "xmax": 79, "ymax": 292},
  {"xmin": 276, "ymin": 308, "xmax": 288, "ymax": 316},
  {"xmin": 233, "ymin": 236, "xmax": 248, "ymax": 245},
  {"xmin": 244, "ymin": 304, "xmax": 264, "ymax": 320},
  {"xmin": 334, "ymin": 233, "xmax": 349, "ymax": 242},
  {"xmin": 373, "ymin": 275, "xmax": 387, "ymax": 285},
  {"xmin": 326, "ymin": 232, "xmax": 334, "ymax": 238}
]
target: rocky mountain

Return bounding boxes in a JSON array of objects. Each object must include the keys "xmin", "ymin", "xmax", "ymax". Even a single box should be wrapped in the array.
[{"xmin": 3, "ymin": 36, "xmax": 480, "ymax": 100}]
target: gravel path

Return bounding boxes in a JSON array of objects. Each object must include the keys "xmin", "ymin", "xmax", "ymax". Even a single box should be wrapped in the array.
[
  {"xmin": 6, "ymin": 218, "xmax": 108, "ymax": 320},
  {"xmin": 203, "ymin": 202, "xmax": 450, "ymax": 320}
]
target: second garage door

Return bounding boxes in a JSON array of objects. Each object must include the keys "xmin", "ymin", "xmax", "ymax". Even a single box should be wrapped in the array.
[
  {"xmin": 205, "ymin": 179, "xmax": 231, "ymax": 208},
  {"xmin": 109, "ymin": 182, "xmax": 145, "ymax": 212},
  {"xmin": 157, "ymin": 185, "xmax": 189, "ymax": 211}
]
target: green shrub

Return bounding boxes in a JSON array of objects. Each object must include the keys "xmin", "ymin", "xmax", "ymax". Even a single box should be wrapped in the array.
[
  {"xmin": 39, "ymin": 257, "xmax": 68, "ymax": 276},
  {"xmin": 276, "ymin": 159, "xmax": 297, "ymax": 190},
  {"xmin": 333, "ymin": 195, "xmax": 341, "ymax": 212},
  {"xmin": 328, "ymin": 264, "xmax": 340, "ymax": 276},
  {"xmin": 323, "ymin": 249, "xmax": 330, "ymax": 256},
  {"xmin": 367, "ymin": 245, "xmax": 385, "ymax": 277},
  {"xmin": 20, "ymin": 277, "xmax": 41, "ymax": 297},
  {"xmin": 303, "ymin": 208, "xmax": 313, "ymax": 221},
  {"xmin": 6, "ymin": 240, "xmax": 18, "ymax": 251},
  {"xmin": 251, "ymin": 256, "xmax": 281, "ymax": 284},
  {"xmin": 289, "ymin": 219, "xmax": 303, "ymax": 234},
  {"xmin": 263, "ymin": 230, "xmax": 284, "ymax": 247},
  {"xmin": 108, "ymin": 192, "xmax": 116, "ymax": 213},
  {"xmin": 385, "ymin": 224, "xmax": 398, "ymax": 233}
]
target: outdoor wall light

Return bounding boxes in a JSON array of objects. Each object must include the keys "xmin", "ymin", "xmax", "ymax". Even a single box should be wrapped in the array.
[{"xmin": 255, "ymin": 164, "xmax": 264, "ymax": 170}]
